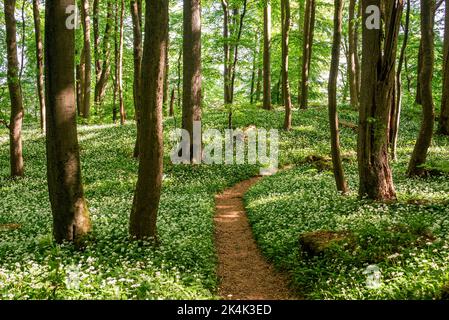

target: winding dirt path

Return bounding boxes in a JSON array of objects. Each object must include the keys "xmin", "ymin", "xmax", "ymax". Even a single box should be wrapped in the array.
[{"xmin": 214, "ymin": 177, "xmax": 295, "ymax": 300}]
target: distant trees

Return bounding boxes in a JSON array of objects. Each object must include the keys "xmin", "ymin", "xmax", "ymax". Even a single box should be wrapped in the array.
[
  {"xmin": 358, "ymin": 0, "xmax": 402, "ymax": 201},
  {"xmin": 129, "ymin": 0, "xmax": 168, "ymax": 240},
  {"xmin": 4, "ymin": 0, "xmax": 24, "ymax": 178},
  {"xmin": 45, "ymin": 0, "xmax": 91, "ymax": 243},
  {"xmin": 408, "ymin": 0, "xmax": 435, "ymax": 177},
  {"xmin": 328, "ymin": 0, "xmax": 348, "ymax": 194}
]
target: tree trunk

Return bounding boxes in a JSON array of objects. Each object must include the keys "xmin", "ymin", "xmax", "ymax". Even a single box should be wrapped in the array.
[
  {"xmin": 300, "ymin": 0, "xmax": 316, "ymax": 110},
  {"xmin": 282, "ymin": 0, "xmax": 292, "ymax": 130},
  {"xmin": 415, "ymin": 42, "xmax": 423, "ymax": 105},
  {"xmin": 131, "ymin": 0, "xmax": 143, "ymax": 158},
  {"xmin": 229, "ymin": 1, "xmax": 247, "ymax": 103},
  {"xmin": 80, "ymin": 0, "xmax": 91, "ymax": 118},
  {"xmin": 5, "ymin": 0, "xmax": 24, "ymax": 178},
  {"xmin": 255, "ymin": 62, "xmax": 262, "ymax": 103},
  {"xmin": 163, "ymin": 29, "xmax": 170, "ymax": 111},
  {"xmin": 45, "ymin": 0, "xmax": 91, "ymax": 243},
  {"xmin": 221, "ymin": 0, "xmax": 231, "ymax": 105},
  {"xmin": 93, "ymin": 0, "xmax": 101, "ymax": 90},
  {"xmin": 297, "ymin": 0, "xmax": 305, "ymax": 105},
  {"xmin": 250, "ymin": 33, "xmax": 259, "ymax": 104},
  {"xmin": 329, "ymin": 0, "xmax": 348, "ymax": 194},
  {"xmin": 390, "ymin": 0, "xmax": 411, "ymax": 160},
  {"xmin": 118, "ymin": 0, "xmax": 126, "ymax": 125},
  {"xmin": 129, "ymin": 0, "xmax": 168, "ymax": 240},
  {"xmin": 263, "ymin": 1, "xmax": 272, "ymax": 110},
  {"xmin": 169, "ymin": 87, "xmax": 175, "ymax": 116},
  {"xmin": 439, "ymin": 0, "xmax": 449, "ymax": 135},
  {"xmin": 358, "ymin": 0, "xmax": 402, "ymax": 201},
  {"xmin": 32, "ymin": 0, "xmax": 46, "ymax": 134},
  {"xmin": 348, "ymin": 0, "xmax": 359, "ymax": 109},
  {"xmin": 408, "ymin": 0, "xmax": 435, "ymax": 177},
  {"xmin": 113, "ymin": 2, "xmax": 119, "ymax": 123},
  {"xmin": 182, "ymin": 0, "xmax": 202, "ymax": 161}
]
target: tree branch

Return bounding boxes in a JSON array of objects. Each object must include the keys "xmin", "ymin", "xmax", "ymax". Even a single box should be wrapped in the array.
[{"xmin": 0, "ymin": 119, "xmax": 10, "ymax": 130}]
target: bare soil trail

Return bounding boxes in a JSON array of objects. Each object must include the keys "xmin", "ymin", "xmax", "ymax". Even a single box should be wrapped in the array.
[{"xmin": 214, "ymin": 177, "xmax": 296, "ymax": 300}]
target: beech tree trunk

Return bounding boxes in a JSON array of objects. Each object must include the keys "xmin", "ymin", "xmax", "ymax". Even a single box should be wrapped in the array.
[
  {"xmin": 169, "ymin": 88, "xmax": 175, "ymax": 117},
  {"xmin": 408, "ymin": 0, "xmax": 435, "ymax": 177},
  {"xmin": 129, "ymin": 0, "xmax": 168, "ymax": 240},
  {"xmin": 45, "ymin": 0, "xmax": 91, "ymax": 243},
  {"xmin": 348, "ymin": 0, "xmax": 359, "ymax": 109},
  {"xmin": 263, "ymin": 1, "xmax": 272, "ymax": 110},
  {"xmin": 358, "ymin": 0, "xmax": 402, "ymax": 201},
  {"xmin": 131, "ymin": 0, "xmax": 143, "ymax": 158},
  {"xmin": 118, "ymin": 0, "xmax": 126, "ymax": 125},
  {"xmin": 80, "ymin": 0, "xmax": 92, "ymax": 118},
  {"xmin": 282, "ymin": 0, "xmax": 292, "ymax": 130},
  {"xmin": 32, "ymin": 0, "xmax": 46, "ymax": 134},
  {"xmin": 93, "ymin": 0, "xmax": 101, "ymax": 89},
  {"xmin": 182, "ymin": 0, "xmax": 202, "ymax": 160},
  {"xmin": 439, "ymin": 0, "xmax": 449, "ymax": 135},
  {"xmin": 250, "ymin": 33, "xmax": 258, "ymax": 104},
  {"xmin": 5, "ymin": 0, "xmax": 24, "ymax": 178},
  {"xmin": 300, "ymin": 0, "xmax": 316, "ymax": 109},
  {"xmin": 329, "ymin": 0, "xmax": 348, "ymax": 194}
]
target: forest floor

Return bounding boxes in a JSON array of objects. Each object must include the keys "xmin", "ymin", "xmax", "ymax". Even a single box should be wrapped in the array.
[{"xmin": 214, "ymin": 177, "xmax": 294, "ymax": 300}]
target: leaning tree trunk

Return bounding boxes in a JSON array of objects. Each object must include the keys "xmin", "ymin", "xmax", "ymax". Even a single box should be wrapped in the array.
[
  {"xmin": 4, "ymin": 0, "xmax": 24, "ymax": 178},
  {"xmin": 182, "ymin": 0, "xmax": 202, "ymax": 161},
  {"xmin": 300, "ymin": 0, "xmax": 316, "ymax": 110},
  {"xmin": 439, "ymin": 0, "xmax": 449, "ymax": 135},
  {"xmin": 329, "ymin": 0, "xmax": 348, "ymax": 194},
  {"xmin": 262, "ymin": 1, "xmax": 272, "ymax": 110},
  {"xmin": 32, "ymin": 0, "xmax": 46, "ymax": 134},
  {"xmin": 80, "ymin": 0, "xmax": 92, "ymax": 118},
  {"xmin": 129, "ymin": 0, "xmax": 168, "ymax": 240},
  {"xmin": 358, "ymin": 0, "xmax": 402, "ymax": 201},
  {"xmin": 282, "ymin": 0, "xmax": 292, "ymax": 130},
  {"xmin": 408, "ymin": 0, "xmax": 435, "ymax": 177},
  {"xmin": 348, "ymin": 0, "xmax": 359, "ymax": 110},
  {"xmin": 45, "ymin": 0, "xmax": 91, "ymax": 243},
  {"xmin": 131, "ymin": 0, "xmax": 143, "ymax": 158}
]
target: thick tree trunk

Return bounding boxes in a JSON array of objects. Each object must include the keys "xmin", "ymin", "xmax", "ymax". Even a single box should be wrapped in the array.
[
  {"xmin": 182, "ymin": 0, "xmax": 202, "ymax": 161},
  {"xmin": 329, "ymin": 0, "xmax": 348, "ymax": 194},
  {"xmin": 300, "ymin": 0, "xmax": 316, "ymax": 109},
  {"xmin": 358, "ymin": 0, "xmax": 402, "ymax": 201},
  {"xmin": 45, "ymin": 0, "xmax": 91, "ymax": 243},
  {"xmin": 32, "ymin": 0, "xmax": 46, "ymax": 134},
  {"xmin": 118, "ymin": 0, "xmax": 126, "ymax": 125},
  {"xmin": 348, "ymin": 0, "xmax": 359, "ymax": 109},
  {"xmin": 129, "ymin": 0, "xmax": 168, "ymax": 240},
  {"xmin": 439, "ymin": 0, "xmax": 449, "ymax": 135},
  {"xmin": 131, "ymin": 0, "xmax": 143, "ymax": 158},
  {"xmin": 282, "ymin": 0, "xmax": 292, "ymax": 130},
  {"xmin": 80, "ymin": 0, "xmax": 92, "ymax": 118},
  {"xmin": 263, "ymin": 2, "xmax": 272, "ymax": 110},
  {"xmin": 5, "ymin": 0, "xmax": 24, "ymax": 178},
  {"xmin": 408, "ymin": 0, "xmax": 435, "ymax": 177}
]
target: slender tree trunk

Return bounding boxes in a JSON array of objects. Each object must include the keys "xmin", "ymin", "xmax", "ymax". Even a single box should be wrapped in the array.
[
  {"xmin": 78, "ymin": 44, "xmax": 86, "ymax": 116},
  {"xmin": 4, "ymin": 0, "xmax": 24, "ymax": 178},
  {"xmin": 348, "ymin": 0, "xmax": 359, "ymax": 109},
  {"xmin": 182, "ymin": 0, "xmax": 202, "ymax": 161},
  {"xmin": 250, "ymin": 34, "xmax": 258, "ymax": 104},
  {"xmin": 408, "ymin": 0, "xmax": 435, "ymax": 177},
  {"xmin": 282, "ymin": 0, "xmax": 292, "ymax": 130},
  {"xmin": 229, "ymin": 1, "xmax": 247, "ymax": 103},
  {"xmin": 329, "ymin": 0, "xmax": 348, "ymax": 194},
  {"xmin": 300, "ymin": 0, "xmax": 316, "ymax": 109},
  {"xmin": 390, "ymin": 0, "xmax": 411, "ymax": 160},
  {"xmin": 221, "ymin": 0, "xmax": 231, "ymax": 105},
  {"xmin": 129, "ymin": 0, "xmax": 168, "ymax": 240},
  {"xmin": 358, "ymin": 0, "xmax": 402, "ymax": 201},
  {"xmin": 163, "ymin": 28, "xmax": 170, "ymax": 110},
  {"xmin": 255, "ymin": 62, "xmax": 262, "ymax": 103},
  {"xmin": 176, "ymin": 49, "xmax": 182, "ymax": 109},
  {"xmin": 298, "ymin": 0, "xmax": 305, "ymax": 105},
  {"xmin": 19, "ymin": 0, "xmax": 25, "ymax": 83},
  {"xmin": 118, "ymin": 0, "xmax": 126, "ymax": 125},
  {"xmin": 439, "ymin": 0, "xmax": 449, "ymax": 135},
  {"xmin": 263, "ymin": 1, "xmax": 272, "ymax": 110},
  {"xmin": 45, "ymin": 0, "xmax": 91, "ymax": 243},
  {"xmin": 131, "ymin": 0, "xmax": 143, "ymax": 158},
  {"xmin": 415, "ymin": 42, "xmax": 423, "ymax": 104},
  {"xmin": 32, "ymin": 0, "xmax": 46, "ymax": 134},
  {"xmin": 93, "ymin": 0, "xmax": 101, "ymax": 88},
  {"xmin": 113, "ymin": 2, "xmax": 119, "ymax": 123},
  {"xmin": 80, "ymin": 0, "xmax": 92, "ymax": 118},
  {"xmin": 169, "ymin": 87, "xmax": 175, "ymax": 116}
]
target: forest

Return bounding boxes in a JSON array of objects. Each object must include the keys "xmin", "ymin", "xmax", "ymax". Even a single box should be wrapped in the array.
[{"xmin": 0, "ymin": 0, "xmax": 448, "ymax": 301}]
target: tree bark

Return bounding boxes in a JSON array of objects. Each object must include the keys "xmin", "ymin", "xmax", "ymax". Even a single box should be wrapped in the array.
[
  {"xmin": 439, "ymin": 0, "xmax": 449, "ymax": 135},
  {"xmin": 348, "ymin": 0, "xmax": 359, "ymax": 110},
  {"xmin": 45, "ymin": 0, "xmax": 92, "ymax": 243},
  {"xmin": 129, "ymin": 0, "xmax": 168, "ymax": 240},
  {"xmin": 32, "ymin": 0, "xmax": 46, "ymax": 134},
  {"xmin": 408, "ymin": 0, "xmax": 435, "ymax": 177},
  {"xmin": 329, "ymin": 0, "xmax": 348, "ymax": 194},
  {"xmin": 93, "ymin": 0, "xmax": 101, "ymax": 89},
  {"xmin": 300, "ymin": 0, "xmax": 316, "ymax": 109},
  {"xmin": 250, "ymin": 33, "xmax": 258, "ymax": 104},
  {"xmin": 131, "ymin": 0, "xmax": 143, "ymax": 158},
  {"xmin": 118, "ymin": 0, "xmax": 126, "ymax": 125},
  {"xmin": 182, "ymin": 0, "xmax": 202, "ymax": 160},
  {"xmin": 282, "ymin": 0, "xmax": 292, "ymax": 130},
  {"xmin": 169, "ymin": 87, "xmax": 175, "ymax": 117},
  {"xmin": 80, "ymin": 0, "xmax": 92, "ymax": 118},
  {"xmin": 263, "ymin": 1, "xmax": 272, "ymax": 110},
  {"xmin": 5, "ymin": 0, "xmax": 24, "ymax": 178},
  {"xmin": 358, "ymin": 0, "xmax": 402, "ymax": 201}
]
